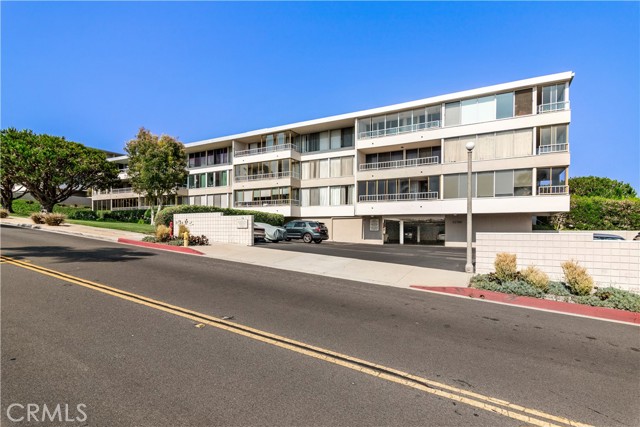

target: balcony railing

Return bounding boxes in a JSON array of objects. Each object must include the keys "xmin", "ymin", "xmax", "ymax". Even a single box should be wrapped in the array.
[
  {"xmin": 359, "ymin": 156, "xmax": 439, "ymax": 171},
  {"xmin": 358, "ymin": 192, "xmax": 439, "ymax": 202},
  {"xmin": 234, "ymin": 199, "xmax": 299, "ymax": 208},
  {"xmin": 358, "ymin": 120, "xmax": 441, "ymax": 140},
  {"xmin": 234, "ymin": 171, "xmax": 300, "ymax": 182},
  {"xmin": 537, "ymin": 143, "xmax": 568, "ymax": 154},
  {"xmin": 538, "ymin": 185, "xmax": 569, "ymax": 195},
  {"xmin": 538, "ymin": 101, "xmax": 569, "ymax": 113},
  {"xmin": 234, "ymin": 143, "xmax": 299, "ymax": 158},
  {"xmin": 188, "ymin": 160, "xmax": 231, "ymax": 170}
]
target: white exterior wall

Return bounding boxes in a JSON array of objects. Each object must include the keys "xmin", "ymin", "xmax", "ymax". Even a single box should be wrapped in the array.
[
  {"xmin": 173, "ymin": 212, "xmax": 254, "ymax": 246},
  {"xmin": 445, "ymin": 214, "xmax": 532, "ymax": 247},
  {"xmin": 475, "ymin": 232, "xmax": 640, "ymax": 292}
]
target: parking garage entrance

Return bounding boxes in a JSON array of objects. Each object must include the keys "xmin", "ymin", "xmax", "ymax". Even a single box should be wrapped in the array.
[{"xmin": 383, "ymin": 219, "xmax": 445, "ymax": 245}]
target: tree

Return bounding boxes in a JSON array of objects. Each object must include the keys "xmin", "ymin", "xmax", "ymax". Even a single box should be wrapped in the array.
[
  {"xmin": 0, "ymin": 128, "xmax": 34, "ymax": 212},
  {"xmin": 569, "ymin": 176, "xmax": 637, "ymax": 199},
  {"xmin": 4, "ymin": 130, "xmax": 119, "ymax": 213},
  {"xmin": 125, "ymin": 128, "xmax": 188, "ymax": 224}
]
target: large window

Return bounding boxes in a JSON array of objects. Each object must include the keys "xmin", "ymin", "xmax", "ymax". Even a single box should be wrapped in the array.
[
  {"xmin": 301, "ymin": 156, "xmax": 353, "ymax": 179},
  {"xmin": 358, "ymin": 177, "xmax": 439, "ymax": 201},
  {"xmin": 444, "ymin": 129, "xmax": 533, "ymax": 163},
  {"xmin": 188, "ymin": 171, "xmax": 229, "ymax": 188},
  {"xmin": 540, "ymin": 84, "xmax": 567, "ymax": 112},
  {"xmin": 234, "ymin": 160, "xmax": 299, "ymax": 180},
  {"xmin": 301, "ymin": 185, "xmax": 354, "ymax": 206},
  {"xmin": 296, "ymin": 127, "xmax": 354, "ymax": 153},
  {"xmin": 538, "ymin": 125, "xmax": 568, "ymax": 153},
  {"xmin": 537, "ymin": 167, "xmax": 568, "ymax": 194},
  {"xmin": 443, "ymin": 169, "xmax": 532, "ymax": 198},
  {"xmin": 357, "ymin": 106, "xmax": 441, "ymax": 139},
  {"xmin": 188, "ymin": 147, "xmax": 231, "ymax": 168}
]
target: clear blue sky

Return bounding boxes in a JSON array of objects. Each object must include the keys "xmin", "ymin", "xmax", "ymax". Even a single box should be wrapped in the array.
[{"xmin": 2, "ymin": 2, "xmax": 639, "ymax": 190}]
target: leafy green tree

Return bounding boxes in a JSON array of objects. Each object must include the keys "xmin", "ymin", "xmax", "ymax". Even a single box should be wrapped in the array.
[
  {"xmin": 2, "ymin": 130, "xmax": 119, "ymax": 213},
  {"xmin": 569, "ymin": 176, "xmax": 637, "ymax": 199},
  {"xmin": 125, "ymin": 128, "xmax": 188, "ymax": 224},
  {"xmin": 0, "ymin": 128, "xmax": 35, "ymax": 212}
]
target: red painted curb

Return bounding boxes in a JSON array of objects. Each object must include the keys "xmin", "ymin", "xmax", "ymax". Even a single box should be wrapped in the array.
[
  {"xmin": 117, "ymin": 238, "xmax": 204, "ymax": 255},
  {"xmin": 410, "ymin": 286, "xmax": 640, "ymax": 325}
]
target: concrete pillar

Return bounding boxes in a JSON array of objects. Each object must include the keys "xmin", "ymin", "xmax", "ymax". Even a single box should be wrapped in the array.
[
  {"xmin": 399, "ymin": 220, "xmax": 404, "ymax": 245},
  {"xmin": 417, "ymin": 225, "xmax": 421, "ymax": 243}
]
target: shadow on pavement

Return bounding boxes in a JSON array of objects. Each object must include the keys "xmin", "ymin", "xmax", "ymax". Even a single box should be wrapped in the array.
[{"xmin": 1, "ymin": 245, "xmax": 156, "ymax": 263}]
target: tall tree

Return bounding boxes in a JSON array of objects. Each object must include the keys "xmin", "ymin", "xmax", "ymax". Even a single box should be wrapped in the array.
[
  {"xmin": 6, "ymin": 131, "xmax": 119, "ymax": 213},
  {"xmin": 0, "ymin": 128, "xmax": 34, "ymax": 212},
  {"xmin": 125, "ymin": 128, "xmax": 188, "ymax": 224},
  {"xmin": 569, "ymin": 176, "xmax": 637, "ymax": 199}
]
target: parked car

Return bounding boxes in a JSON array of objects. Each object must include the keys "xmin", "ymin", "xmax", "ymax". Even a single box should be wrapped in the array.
[
  {"xmin": 253, "ymin": 225, "xmax": 266, "ymax": 242},
  {"xmin": 254, "ymin": 222, "xmax": 287, "ymax": 242},
  {"xmin": 593, "ymin": 233, "xmax": 625, "ymax": 241},
  {"xmin": 283, "ymin": 220, "xmax": 329, "ymax": 243}
]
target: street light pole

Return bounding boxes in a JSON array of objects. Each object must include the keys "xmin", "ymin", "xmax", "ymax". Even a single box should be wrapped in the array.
[{"xmin": 465, "ymin": 141, "xmax": 475, "ymax": 273}]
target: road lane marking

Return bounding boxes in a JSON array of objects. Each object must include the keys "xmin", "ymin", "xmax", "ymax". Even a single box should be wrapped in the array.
[{"xmin": 1, "ymin": 255, "xmax": 592, "ymax": 427}]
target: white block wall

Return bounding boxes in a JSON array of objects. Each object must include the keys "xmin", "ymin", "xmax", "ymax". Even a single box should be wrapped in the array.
[
  {"xmin": 173, "ymin": 212, "xmax": 254, "ymax": 246},
  {"xmin": 475, "ymin": 232, "xmax": 640, "ymax": 292}
]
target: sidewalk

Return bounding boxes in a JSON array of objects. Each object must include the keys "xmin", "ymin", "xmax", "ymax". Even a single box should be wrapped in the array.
[{"xmin": 0, "ymin": 216, "xmax": 472, "ymax": 289}]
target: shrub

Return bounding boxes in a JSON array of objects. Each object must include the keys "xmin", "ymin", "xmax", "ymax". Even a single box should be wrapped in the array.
[
  {"xmin": 66, "ymin": 210, "xmax": 98, "ymax": 221},
  {"xmin": 520, "ymin": 265, "xmax": 550, "ymax": 292},
  {"xmin": 30, "ymin": 212, "xmax": 45, "ymax": 224},
  {"xmin": 561, "ymin": 260, "xmax": 594, "ymax": 296},
  {"xmin": 43, "ymin": 213, "xmax": 66, "ymax": 226},
  {"xmin": 97, "ymin": 209, "xmax": 148, "ymax": 223},
  {"xmin": 566, "ymin": 196, "xmax": 640, "ymax": 230},
  {"xmin": 594, "ymin": 287, "xmax": 640, "ymax": 312},
  {"xmin": 0, "ymin": 209, "xmax": 8, "ymax": 218},
  {"xmin": 178, "ymin": 223, "xmax": 190, "ymax": 239},
  {"xmin": 471, "ymin": 278, "xmax": 545, "ymax": 298},
  {"xmin": 155, "ymin": 224, "xmax": 171, "ymax": 242},
  {"xmin": 494, "ymin": 253, "xmax": 517, "ymax": 283},
  {"xmin": 546, "ymin": 281, "xmax": 572, "ymax": 297},
  {"xmin": 189, "ymin": 235, "xmax": 209, "ymax": 246},
  {"xmin": 155, "ymin": 205, "xmax": 285, "ymax": 227}
]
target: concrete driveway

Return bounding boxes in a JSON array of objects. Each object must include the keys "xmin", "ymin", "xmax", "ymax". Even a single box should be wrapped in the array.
[{"xmin": 254, "ymin": 241, "xmax": 474, "ymax": 272}]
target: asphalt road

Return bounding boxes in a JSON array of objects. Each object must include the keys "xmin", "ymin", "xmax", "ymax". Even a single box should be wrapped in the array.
[
  {"xmin": 2, "ymin": 225, "xmax": 639, "ymax": 426},
  {"xmin": 254, "ymin": 240, "xmax": 472, "ymax": 272}
]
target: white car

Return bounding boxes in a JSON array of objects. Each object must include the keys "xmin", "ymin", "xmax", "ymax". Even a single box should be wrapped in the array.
[{"xmin": 254, "ymin": 222, "xmax": 287, "ymax": 242}]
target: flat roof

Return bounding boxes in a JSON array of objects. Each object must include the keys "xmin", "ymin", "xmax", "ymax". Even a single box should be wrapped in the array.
[{"xmin": 184, "ymin": 71, "xmax": 574, "ymax": 148}]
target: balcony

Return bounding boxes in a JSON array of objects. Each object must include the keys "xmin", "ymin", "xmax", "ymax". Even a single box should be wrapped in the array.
[
  {"xmin": 234, "ymin": 143, "xmax": 299, "ymax": 158},
  {"xmin": 538, "ymin": 185, "xmax": 569, "ymax": 195},
  {"xmin": 538, "ymin": 101, "xmax": 569, "ymax": 114},
  {"xmin": 537, "ymin": 143, "xmax": 568, "ymax": 154},
  {"xmin": 234, "ymin": 171, "xmax": 300, "ymax": 183},
  {"xmin": 358, "ymin": 192, "xmax": 439, "ymax": 203},
  {"xmin": 358, "ymin": 121, "xmax": 440, "ymax": 140},
  {"xmin": 188, "ymin": 160, "xmax": 231, "ymax": 170},
  {"xmin": 234, "ymin": 199, "xmax": 300, "ymax": 208},
  {"xmin": 359, "ymin": 156, "xmax": 439, "ymax": 171}
]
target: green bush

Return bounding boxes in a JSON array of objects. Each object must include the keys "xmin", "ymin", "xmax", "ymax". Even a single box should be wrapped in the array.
[
  {"xmin": 66, "ymin": 210, "xmax": 98, "ymax": 220},
  {"xmin": 471, "ymin": 278, "xmax": 546, "ymax": 298},
  {"xmin": 155, "ymin": 205, "xmax": 285, "ymax": 227},
  {"xmin": 97, "ymin": 209, "xmax": 148, "ymax": 223},
  {"xmin": 566, "ymin": 196, "xmax": 640, "ymax": 230},
  {"xmin": 12, "ymin": 200, "xmax": 93, "ymax": 217},
  {"xmin": 546, "ymin": 281, "xmax": 572, "ymax": 297},
  {"xmin": 594, "ymin": 287, "xmax": 640, "ymax": 312}
]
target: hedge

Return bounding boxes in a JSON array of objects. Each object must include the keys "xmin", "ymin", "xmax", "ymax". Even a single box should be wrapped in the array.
[
  {"xmin": 155, "ymin": 205, "xmax": 285, "ymax": 227},
  {"xmin": 567, "ymin": 196, "xmax": 640, "ymax": 230}
]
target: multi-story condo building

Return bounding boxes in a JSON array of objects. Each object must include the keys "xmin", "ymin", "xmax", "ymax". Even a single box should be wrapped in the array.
[{"xmin": 92, "ymin": 71, "xmax": 573, "ymax": 246}]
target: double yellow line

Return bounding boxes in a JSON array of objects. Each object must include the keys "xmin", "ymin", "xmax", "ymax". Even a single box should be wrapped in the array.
[{"xmin": 1, "ymin": 255, "xmax": 592, "ymax": 427}]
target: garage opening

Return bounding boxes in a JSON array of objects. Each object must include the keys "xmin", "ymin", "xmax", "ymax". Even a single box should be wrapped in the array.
[{"xmin": 383, "ymin": 219, "xmax": 445, "ymax": 245}]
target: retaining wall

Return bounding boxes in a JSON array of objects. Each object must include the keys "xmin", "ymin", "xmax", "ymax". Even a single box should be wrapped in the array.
[
  {"xmin": 173, "ymin": 212, "xmax": 254, "ymax": 246},
  {"xmin": 475, "ymin": 232, "xmax": 640, "ymax": 292}
]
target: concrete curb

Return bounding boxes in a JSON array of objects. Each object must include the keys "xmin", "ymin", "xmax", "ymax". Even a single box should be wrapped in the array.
[
  {"xmin": 410, "ymin": 286, "xmax": 640, "ymax": 325},
  {"xmin": 117, "ymin": 238, "xmax": 204, "ymax": 255}
]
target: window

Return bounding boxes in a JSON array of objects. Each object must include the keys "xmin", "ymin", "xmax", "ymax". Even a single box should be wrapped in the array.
[
  {"xmin": 426, "ymin": 105, "xmax": 441, "ymax": 126},
  {"xmin": 514, "ymin": 169, "xmax": 532, "ymax": 196},
  {"xmin": 538, "ymin": 125, "xmax": 568, "ymax": 152},
  {"xmin": 330, "ymin": 130, "xmax": 341, "ymax": 150},
  {"xmin": 445, "ymin": 102, "xmax": 460, "ymax": 126},
  {"xmin": 496, "ymin": 92, "xmax": 514, "ymax": 119},
  {"xmin": 341, "ymin": 128, "xmax": 354, "ymax": 147},
  {"xmin": 515, "ymin": 89, "xmax": 533, "ymax": 116},
  {"xmin": 495, "ymin": 170, "xmax": 514, "ymax": 197},
  {"xmin": 477, "ymin": 172, "xmax": 494, "ymax": 197},
  {"xmin": 540, "ymin": 84, "xmax": 567, "ymax": 112}
]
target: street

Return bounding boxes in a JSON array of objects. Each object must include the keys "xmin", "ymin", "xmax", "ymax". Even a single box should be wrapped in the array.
[{"xmin": 1, "ymin": 225, "xmax": 639, "ymax": 426}]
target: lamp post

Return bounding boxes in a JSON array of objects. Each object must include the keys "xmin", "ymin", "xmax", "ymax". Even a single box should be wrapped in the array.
[{"xmin": 465, "ymin": 140, "xmax": 475, "ymax": 273}]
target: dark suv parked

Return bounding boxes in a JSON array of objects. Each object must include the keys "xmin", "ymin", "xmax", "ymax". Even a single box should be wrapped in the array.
[{"xmin": 283, "ymin": 220, "xmax": 329, "ymax": 243}]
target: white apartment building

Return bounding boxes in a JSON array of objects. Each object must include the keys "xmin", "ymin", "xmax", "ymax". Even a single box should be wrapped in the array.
[{"xmin": 92, "ymin": 71, "xmax": 573, "ymax": 246}]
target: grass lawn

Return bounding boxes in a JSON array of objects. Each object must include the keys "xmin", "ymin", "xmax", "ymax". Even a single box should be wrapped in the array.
[{"xmin": 66, "ymin": 219, "xmax": 155, "ymax": 234}]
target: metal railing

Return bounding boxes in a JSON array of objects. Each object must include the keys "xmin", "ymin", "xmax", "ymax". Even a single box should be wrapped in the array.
[
  {"xmin": 234, "ymin": 143, "xmax": 299, "ymax": 158},
  {"xmin": 234, "ymin": 171, "xmax": 300, "ymax": 182},
  {"xmin": 358, "ymin": 192, "xmax": 439, "ymax": 202},
  {"xmin": 537, "ymin": 143, "xmax": 568, "ymax": 154},
  {"xmin": 111, "ymin": 187, "xmax": 134, "ymax": 194},
  {"xmin": 358, "ymin": 120, "xmax": 440, "ymax": 140},
  {"xmin": 234, "ymin": 199, "xmax": 299, "ymax": 208},
  {"xmin": 538, "ymin": 101, "xmax": 569, "ymax": 113},
  {"xmin": 538, "ymin": 185, "xmax": 569, "ymax": 195},
  {"xmin": 359, "ymin": 156, "xmax": 439, "ymax": 171},
  {"xmin": 188, "ymin": 160, "xmax": 231, "ymax": 170}
]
